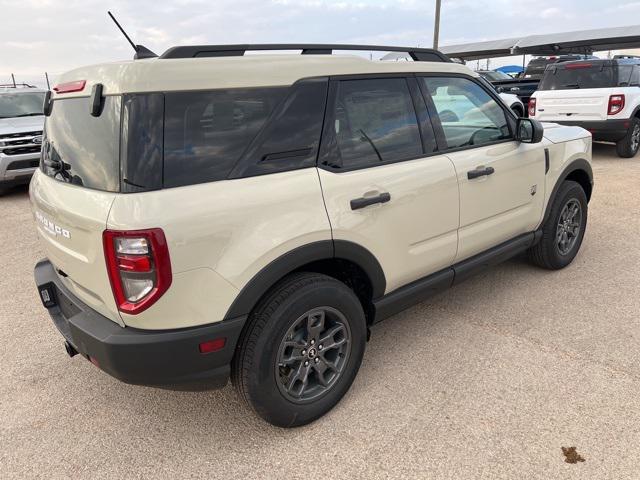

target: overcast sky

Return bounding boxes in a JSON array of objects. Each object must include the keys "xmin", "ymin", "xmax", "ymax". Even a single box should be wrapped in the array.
[{"xmin": 2, "ymin": 0, "xmax": 640, "ymax": 85}]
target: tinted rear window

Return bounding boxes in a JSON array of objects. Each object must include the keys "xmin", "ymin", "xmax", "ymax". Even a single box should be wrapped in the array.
[
  {"xmin": 42, "ymin": 96, "xmax": 121, "ymax": 192},
  {"xmin": 539, "ymin": 64, "xmax": 633, "ymax": 90},
  {"xmin": 163, "ymin": 87, "xmax": 286, "ymax": 188}
]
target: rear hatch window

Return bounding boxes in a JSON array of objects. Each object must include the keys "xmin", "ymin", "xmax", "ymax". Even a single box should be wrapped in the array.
[
  {"xmin": 539, "ymin": 63, "xmax": 634, "ymax": 91},
  {"xmin": 42, "ymin": 96, "xmax": 121, "ymax": 192}
]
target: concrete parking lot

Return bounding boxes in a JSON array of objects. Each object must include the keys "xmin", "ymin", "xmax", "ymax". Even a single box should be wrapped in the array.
[{"xmin": 1, "ymin": 143, "xmax": 639, "ymax": 479}]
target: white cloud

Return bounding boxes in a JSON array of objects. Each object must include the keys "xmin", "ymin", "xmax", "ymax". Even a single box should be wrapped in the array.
[{"xmin": 0, "ymin": 0, "xmax": 637, "ymax": 81}]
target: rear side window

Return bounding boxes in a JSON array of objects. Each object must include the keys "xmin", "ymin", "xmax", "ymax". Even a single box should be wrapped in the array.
[
  {"xmin": 328, "ymin": 78, "xmax": 423, "ymax": 169},
  {"xmin": 232, "ymin": 79, "xmax": 328, "ymax": 177},
  {"xmin": 538, "ymin": 63, "xmax": 633, "ymax": 90},
  {"xmin": 163, "ymin": 87, "xmax": 286, "ymax": 188}
]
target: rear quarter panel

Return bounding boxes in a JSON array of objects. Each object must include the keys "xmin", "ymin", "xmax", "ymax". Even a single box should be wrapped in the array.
[{"xmin": 107, "ymin": 168, "xmax": 331, "ymax": 330}]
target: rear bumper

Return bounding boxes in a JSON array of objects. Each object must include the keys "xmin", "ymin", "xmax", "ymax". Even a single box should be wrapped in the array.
[
  {"xmin": 34, "ymin": 259, "xmax": 246, "ymax": 390},
  {"xmin": 551, "ymin": 119, "xmax": 629, "ymax": 142}
]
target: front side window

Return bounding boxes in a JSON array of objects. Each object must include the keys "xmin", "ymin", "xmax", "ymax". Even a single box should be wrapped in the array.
[
  {"xmin": 163, "ymin": 87, "xmax": 286, "ymax": 188},
  {"xmin": 422, "ymin": 77, "xmax": 511, "ymax": 149},
  {"xmin": 329, "ymin": 78, "xmax": 423, "ymax": 169}
]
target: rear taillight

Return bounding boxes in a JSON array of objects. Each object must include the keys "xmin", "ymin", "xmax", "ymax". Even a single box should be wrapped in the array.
[
  {"xmin": 608, "ymin": 95, "xmax": 625, "ymax": 115},
  {"xmin": 53, "ymin": 80, "xmax": 86, "ymax": 94},
  {"xmin": 103, "ymin": 229, "xmax": 172, "ymax": 314},
  {"xmin": 528, "ymin": 97, "xmax": 537, "ymax": 117}
]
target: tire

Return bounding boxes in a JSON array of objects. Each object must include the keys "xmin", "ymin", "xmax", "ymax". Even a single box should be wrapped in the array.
[
  {"xmin": 231, "ymin": 272, "xmax": 367, "ymax": 427},
  {"xmin": 616, "ymin": 117, "xmax": 640, "ymax": 158},
  {"xmin": 528, "ymin": 180, "xmax": 588, "ymax": 270},
  {"xmin": 511, "ymin": 105, "xmax": 523, "ymax": 118}
]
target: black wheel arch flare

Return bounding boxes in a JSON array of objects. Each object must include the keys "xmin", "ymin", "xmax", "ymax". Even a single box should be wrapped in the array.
[
  {"xmin": 223, "ymin": 240, "xmax": 386, "ymax": 320},
  {"xmin": 542, "ymin": 158, "xmax": 593, "ymax": 225}
]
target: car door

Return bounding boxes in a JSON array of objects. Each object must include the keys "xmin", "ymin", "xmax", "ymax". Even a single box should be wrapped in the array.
[
  {"xmin": 317, "ymin": 75, "xmax": 460, "ymax": 294},
  {"xmin": 419, "ymin": 75, "xmax": 546, "ymax": 262}
]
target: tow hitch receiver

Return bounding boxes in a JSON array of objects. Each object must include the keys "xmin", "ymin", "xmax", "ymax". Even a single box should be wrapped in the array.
[{"xmin": 38, "ymin": 282, "xmax": 57, "ymax": 309}]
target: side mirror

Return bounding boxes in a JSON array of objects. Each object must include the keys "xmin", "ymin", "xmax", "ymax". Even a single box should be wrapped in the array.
[
  {"xmin": 517, "ymin": 118, "xmax": 544, "ymax": 144},
  {"xmin": 496, "ymin": 86, "xmax": 505, "ymax": 93}
]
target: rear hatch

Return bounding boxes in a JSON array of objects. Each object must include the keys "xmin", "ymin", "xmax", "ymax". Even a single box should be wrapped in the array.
[
  {"xmin": 535, "ymin": 61, "xmax": 633, "ymax": 121},
  {"xmin": 31, "ymin": 93, "xmax": 122, "ymax": 324}
]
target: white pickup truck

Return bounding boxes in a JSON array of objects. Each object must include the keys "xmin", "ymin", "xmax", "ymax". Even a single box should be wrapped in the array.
[
  {"xmin": 530, "ymin": 58, "xmax": 640, "ymax": 157},
  {"xmin": 0, "ymin": 85, "xmax": 46, "ymax": 194}
]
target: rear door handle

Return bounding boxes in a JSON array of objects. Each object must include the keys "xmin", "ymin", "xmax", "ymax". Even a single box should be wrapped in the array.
[
  {"xmin": 350, "ymin": 192, "xmax": 391, "ymax": 210},
  {"xmin": 467, "ymin": 166, "xmax": 495, "ymax": 180}
]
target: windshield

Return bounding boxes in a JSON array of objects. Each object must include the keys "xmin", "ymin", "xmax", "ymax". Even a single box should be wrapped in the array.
[
  {"xmin": 0, "ymin": 92, "xmax": 45, "ymax": 118},
  {"xmin": 538, "ymin": 64, "xmax": 632, "ymax": 90},
  {"xmin": 42, "ymin": 96, "xmax": 121, "ymax": 192}
]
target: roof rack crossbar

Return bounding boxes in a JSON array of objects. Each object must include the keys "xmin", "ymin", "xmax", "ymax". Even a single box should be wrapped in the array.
[{"xmin": 159, "ymin": 44, "xmax": 451, "ymax": 62}]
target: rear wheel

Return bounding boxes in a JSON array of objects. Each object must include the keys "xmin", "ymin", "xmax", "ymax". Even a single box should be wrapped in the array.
[
  {"xmin": 528, "ymin": 180, "xmax": 587, "ymax": 270},
  {"xmin": 616, "ymin": 117, "xmax": 640, "ymax": 158},
  {"xmin": 232, "ymin": 272, "xmax": 366, "ymax": 427}
]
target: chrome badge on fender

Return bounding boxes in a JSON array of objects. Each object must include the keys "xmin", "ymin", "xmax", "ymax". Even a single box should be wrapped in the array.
[{"xmin": 35, "ymin": 211, "xmax": 71, "ymax": 239}]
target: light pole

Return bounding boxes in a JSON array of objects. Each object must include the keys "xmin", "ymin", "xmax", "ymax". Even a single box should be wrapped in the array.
[{"xmin": 433, "ymin": 0, "xmax": 441, "ymax": 50}]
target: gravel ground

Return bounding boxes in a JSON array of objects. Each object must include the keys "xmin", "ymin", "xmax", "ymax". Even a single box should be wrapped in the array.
[{"xmin": 1, "ymin": 143, "xmax": 639, "ymax": 479}]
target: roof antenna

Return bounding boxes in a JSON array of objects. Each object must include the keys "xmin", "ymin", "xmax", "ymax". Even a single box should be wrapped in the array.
[{"xmin": 107, "ymin": 11, "xmax": 157, "ymax": 60}]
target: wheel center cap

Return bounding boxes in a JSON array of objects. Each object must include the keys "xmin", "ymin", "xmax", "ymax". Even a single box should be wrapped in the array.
[{"xmin": 308, "ymin": 348, "xmax": 317, "ymax": 358}]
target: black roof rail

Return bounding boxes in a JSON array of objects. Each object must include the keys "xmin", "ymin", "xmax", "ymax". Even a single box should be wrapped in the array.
[{"xmin": 159, "ymin": 44, "xmax": 451, "ymax": 62}]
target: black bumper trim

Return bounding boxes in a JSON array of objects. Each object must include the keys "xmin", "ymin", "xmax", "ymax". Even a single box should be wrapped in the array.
[
  {"xmin": 551, "ymin": 118, "xmax": 629, "ymax": 142},
  {"xmin": 34, "ymin": 259, "xmax": 246, "ymax": 390}
]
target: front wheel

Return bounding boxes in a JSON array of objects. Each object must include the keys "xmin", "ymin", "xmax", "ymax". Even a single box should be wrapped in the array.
[
  {"xmin": 616, "ymin": 117, "xmax": 640, "ymax": 158},
  {"xmin": 231, "ymin": 272, "xmax": 367, "ymax": 427},
  {"xmin": 528, "ymin": 180, "xmax": 588, "ymax": 270}
]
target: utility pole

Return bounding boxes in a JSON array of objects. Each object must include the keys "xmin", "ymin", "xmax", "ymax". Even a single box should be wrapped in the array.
[{"xmin": 433, "ymin": 0, "xmax": 441, "ymax": 50}]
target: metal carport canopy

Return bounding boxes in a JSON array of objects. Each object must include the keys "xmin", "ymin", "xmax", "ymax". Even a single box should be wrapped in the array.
[{"xmin": 440, "ymin": 25, "xmax": 640, "ymax": 60}]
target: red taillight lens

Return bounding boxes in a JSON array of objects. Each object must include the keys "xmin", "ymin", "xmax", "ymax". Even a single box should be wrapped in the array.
[
  {"xmin": 199, "ymin": 338, "xmax": 226, "ymax": 354},
  {"xmin": 608, "ymin": 94, "xmax": 625, "ymax": 115},
  {"xmin": 528, "ymin": 97, "xmax": 537, "ymax": 117},
  {"xmin": 103, "ymin": 228, "xmax": 172, "ymax": 314},
  {"xmin": 53, "ymin": 80, "xmax": 86, "ymax": 94}
]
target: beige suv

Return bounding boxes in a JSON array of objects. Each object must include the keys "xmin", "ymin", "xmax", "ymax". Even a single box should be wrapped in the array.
[{"xmin": 32, "ymin": 44, "xmax": 593, "ymax": 427}]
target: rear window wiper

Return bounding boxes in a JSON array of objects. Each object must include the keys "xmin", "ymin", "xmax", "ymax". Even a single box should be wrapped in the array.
[
  {"xmin": 12, "ymin": 113, "xmax": 44, "ymax": 117},
  {"xmin": 563, "ymin": 83, "xmax": 580, "ymax": 89}
]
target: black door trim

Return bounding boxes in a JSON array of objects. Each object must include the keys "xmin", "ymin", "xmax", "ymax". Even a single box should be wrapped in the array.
[{"xmin": 372, "ymin": 231, "xmax": 539, "ymax": 323}]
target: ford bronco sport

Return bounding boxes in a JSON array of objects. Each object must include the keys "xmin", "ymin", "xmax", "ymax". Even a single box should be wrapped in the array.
[
  {"xmin": 0, "ymin": 85, "xmax": 46, "ymax": 195},
  {"xmin": 32, "ymin": 44, "xmax": 593, "ymax": 427},
  {"xmin": 531, "ymin": 57, "xmax": 640, "ymax": 157}
]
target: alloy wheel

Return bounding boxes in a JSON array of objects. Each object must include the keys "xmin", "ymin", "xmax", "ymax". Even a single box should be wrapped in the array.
[
  {"xmin": 631, "ymin": 123, "xmax": 640, "ymax": 153},
  {"xmin": 275, "ymin": 307, "xmax": 351, "ymax": 403},
  {"xmin": 556, "ymin": 198, "xmax": 582, "ymax": 256}
]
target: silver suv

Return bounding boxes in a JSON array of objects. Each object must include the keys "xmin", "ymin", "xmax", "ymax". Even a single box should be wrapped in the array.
[
  {"xmin": 31, "ymin": 44, "xmax": 593, "ymax": 427},
  {"xmin": 0, "ymin": 85, "xmax": 46, "ymax": 194}
]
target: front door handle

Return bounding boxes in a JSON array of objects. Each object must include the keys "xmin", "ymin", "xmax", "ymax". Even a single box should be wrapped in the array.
[
  {"xmin": 467, "ymin": 166, "xmax": 495, "ymax": 180},
  {"xmin": 350, "ymin": 192, "xmax": 391, "ymax": 210}
]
